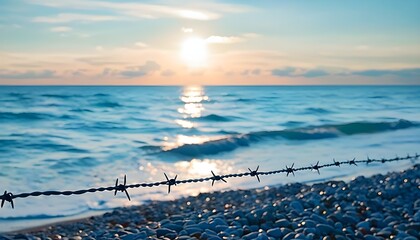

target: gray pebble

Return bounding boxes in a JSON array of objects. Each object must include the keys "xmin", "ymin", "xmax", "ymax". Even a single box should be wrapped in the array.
[
  {"xmin": 282, "ymin": 232, "xmax": 295, "ymax": 240},
  {"xmin": 156, "ymin": 228, "xmax": 176, "ymax": 238},
  {"xmin": 121, "ymin": 231, "xmax": 148, "ymax": 240},
  {"xmin": 267, "ymin": 228, "xmax": 282, "ymax": 238},
  {"xmin": 316, "ymin": 223, "xmax": 335, "ymax": 235},
  {"xmin": 242, "ymin": 232, "xmax": 259, "ymax": 240},
  {"xmin": 290, "ymin": 201, "xmax": 304, "ymax": 213}
]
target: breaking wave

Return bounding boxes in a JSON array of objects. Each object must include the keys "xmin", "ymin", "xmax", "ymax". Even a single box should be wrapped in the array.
[{"xmin": 161, "ymin": 119, "xmax": 417, "ymax": 157}]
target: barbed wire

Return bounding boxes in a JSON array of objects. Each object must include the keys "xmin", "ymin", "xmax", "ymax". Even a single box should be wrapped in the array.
[{"xmin": 1, "ymin": 153, "xmax": 419, "ymax": 209}]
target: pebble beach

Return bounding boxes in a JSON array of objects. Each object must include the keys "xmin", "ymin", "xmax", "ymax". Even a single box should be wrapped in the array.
[{"xmin": 2, "ymin": 164, "xmax": 419, "ymax": 240}]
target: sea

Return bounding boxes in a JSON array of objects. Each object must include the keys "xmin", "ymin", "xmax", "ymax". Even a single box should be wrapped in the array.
[{"xmin": 0, "ymin": 86, "xmax": 419, "ymax": 232}]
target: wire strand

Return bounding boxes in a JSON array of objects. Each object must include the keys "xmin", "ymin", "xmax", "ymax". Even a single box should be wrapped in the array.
[{"xmin": 1, "ymin": 153, "xmax": 418, "ymax": 209}]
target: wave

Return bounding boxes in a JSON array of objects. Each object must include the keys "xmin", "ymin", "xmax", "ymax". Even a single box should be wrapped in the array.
[
  {"xmin": 70, "ymin": 108, "xmax": 94, "ymax": 113},
  {"xmin": 49, "ymin": 157, "xmax": 98, "ymax": 171},
  {"xmin": 235, "ymin": 98, "xmax": 254, "ymax": 102},
  {"xmin": 196, "ymin": 114, "xmax": 233, "ymax": 122},
  {"xmin": 25, "ymin": 142, "xmax": 88, "ymax": 153},
  {"xmin": 162, "ymin": 119, "xmax": 417, "ymax": 157},
  {"xmin": 0, "ymin": 112, "xmax": 54, "ymax": 121},
  {"xmin": 93, "ymin": 93, "xmax": 110, "ymax": 97},
  {"xmin": 94, "ymin": 101, "xmax": 122, "ymax": 108},
  {"xmin": 0, "ymin": 111, "xmax": 76, "ymax": 121},
  {"xmin": 303, "ymin": 107, "xmax": 333, "ymax": 114},
  {"xmin": 41, "ymin": 94, "xmax": 80, "ymax": 99},
  {"xmin": 6, "ymin": 92, "xmax": 32, "ymax": 100},
  {"xmin": 0, "ymin": 213, "xmax": 77, "ymax": 221}
]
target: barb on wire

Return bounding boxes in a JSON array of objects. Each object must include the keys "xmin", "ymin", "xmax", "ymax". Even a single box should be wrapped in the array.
[
  {"xmin": 0, "ymin": 154, "xmax": 418, "ymax": 209},
  {"xmin": 366, "ymin": 156, "xmax": 373, "ymax": 165},
  {"xmin": 211, "ymin": 171, "xmax": 227, "ymax": 186},
  {"xmin": 333, "ymin": 158, "xmax": 340, "ymax": 167},
  {"xmin": 286, "ymin": 163, "xmax": 295, "ymax": 177},
  {"xmin": 164, "ymin": 173, "xmax": 177, "ymax": 194},
  {"xmin": 1, "ymin": 191, "xmax": 14, "ymax": 209},
  {"xmin": 114, "ymin": 175, "xmax": 131, "ymax": 201},
  {"xmin": 311, "ymin": 161, "xmax": 321, "ymax": 175},
  {"xmin": 248, "ymin": 166, "xmax": 261, "ymax": 182}
]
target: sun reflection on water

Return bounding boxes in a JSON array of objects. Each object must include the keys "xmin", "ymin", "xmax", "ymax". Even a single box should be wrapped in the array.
[
  {"xmin": 163, "ymin": 134, "xmax": 211, "ymax": 151},
  {"xmin": 177, "ymin": 86, "xmax": 209, "ymax": 119},
  {"xmin": 139, "ymin": 158, "xmax": 234, "ymax": 179}
]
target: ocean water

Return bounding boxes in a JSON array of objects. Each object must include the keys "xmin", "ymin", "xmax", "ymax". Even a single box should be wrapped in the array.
[{"xmin": 0, "ymin": 86, "xmax": 419, "ymax": 231}]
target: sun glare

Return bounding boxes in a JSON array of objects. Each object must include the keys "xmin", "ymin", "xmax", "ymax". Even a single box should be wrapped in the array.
[{"xmin": 180, "ymin": 37, "xmax": 208, "ymax": 67}]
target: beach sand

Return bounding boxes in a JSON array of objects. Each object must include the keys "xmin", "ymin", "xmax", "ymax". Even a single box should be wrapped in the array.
[{"xmin": 2, "ymin": 164, "xmax": 419, "ymax": 240}]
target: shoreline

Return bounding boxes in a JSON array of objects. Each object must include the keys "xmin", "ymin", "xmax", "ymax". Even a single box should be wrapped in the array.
[
  {"xmin": 3, "ymin": 210, "xmax": 107, "ymax": 235},
  {"xmin": 2, "ymin": 164, "xmax": 419, "ymax": 239}
]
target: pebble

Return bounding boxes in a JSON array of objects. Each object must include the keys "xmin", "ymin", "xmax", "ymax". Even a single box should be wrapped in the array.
[
  {"xmin": 290, "ymin": 200, "xmax": 304, "ymax": 213},
  {"xmin": 156, "ymin": 228, "xmax": 176, "ymax": 238},
  {"xmin": 266, "ymin": 228, "xmax": 282, "ymax": 238},
  {"xmin": 356, "ymin": 220, "xmax": 371, "ymax": 230},
  {"xmin": 121, "ymin": 231, "xmax": 148, "ymax": 240},
  {"xmin": 316, "ymin": 223, "xmax": 335, "ymax": 235},
  {"xmin": 274, "ymin": 219, "xmax": 291, "ymax": 228},
  {"xmin": 242, "ymin": 232, "xmax": 259, "ymax": 240}
]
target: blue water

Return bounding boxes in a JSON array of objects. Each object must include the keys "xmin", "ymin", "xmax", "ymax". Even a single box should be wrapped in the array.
[{"xmin": 0, "ymin": 86, "xmax": 419, "ymax": 231}]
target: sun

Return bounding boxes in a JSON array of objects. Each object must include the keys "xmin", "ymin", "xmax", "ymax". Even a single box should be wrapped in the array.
[{"xmin": 180, "ymin": 37, "xmax": 208, "ymax": 67}]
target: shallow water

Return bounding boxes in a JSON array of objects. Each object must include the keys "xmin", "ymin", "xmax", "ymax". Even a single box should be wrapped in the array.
[{"xmin": 0, "ymin": 86, "xmax": 419, "ymax": 231}]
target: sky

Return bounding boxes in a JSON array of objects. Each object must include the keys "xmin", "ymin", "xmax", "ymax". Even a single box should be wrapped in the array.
[{"xmin": 0, "ymin": 0, "xmax": 419, "ymax": 85}]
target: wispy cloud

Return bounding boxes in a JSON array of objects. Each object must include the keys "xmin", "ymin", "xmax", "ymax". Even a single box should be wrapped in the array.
[
  {"xmin": 206, "ymin": 36, "xmax": 244, "ymax": 44},
  {"xmin": 0, "ymin": 70, "xmax": 56, "ymax": 79},
  {"xmin": 241, "ymin": 68, "xmax": 261, "ymax": 76},
  {"xmin": 161, "ymin": 69, "xmax": 175, "ymax": 77},
  {"xmin": 271, "ymin": 67, "xmax": 296, "ymax": 77},
  {"xmin": 33, "ymin": 13, "xmax": 118, "ymax": 23},
  {"xmin": 182, "ymin": 27, "xmax": 193, "ymax": 33},
  {"xmin": 272, "ymin": 67, "xmax": 420, "ymax": 79},
  {"xmin": 272, "ymin": 67, "xmax": 329, "ymax": 78},
  {"xmin": 28, "ymin": 0, "xmax": 249, "ymax": 21},
  {"xmin": 352, "ymin": 68, "xmax": 420, "ymax": 77},
  {"xmin": 119, "ymin": 61, "xmax": 161, "ymax": 78},
  {"xmin": 50, "ymin": 26, "xmax": 72, "ymax": 32},
  {"xmin": 134, "ymin": 42, "xmax": 148, "ymax": 48}
]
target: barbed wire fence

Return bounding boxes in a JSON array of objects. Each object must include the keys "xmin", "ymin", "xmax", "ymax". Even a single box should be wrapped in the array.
[{"xmin": 1, "ymin": 153, "xmax": 419, "ymax": 209}]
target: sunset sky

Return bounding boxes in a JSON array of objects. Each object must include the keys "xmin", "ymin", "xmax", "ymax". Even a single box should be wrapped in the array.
[{"xmin": 1, "ymin": 0, "xmax": 419, "ymax": 85}]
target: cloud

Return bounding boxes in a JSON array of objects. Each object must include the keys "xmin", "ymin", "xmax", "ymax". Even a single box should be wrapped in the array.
[
  {"xmin": 33, "ymin": 13, "xmax": 118, "ymax": 23},
  {"xmin": 271, "ymin": 67, "xmax": 296, "ymax": 77},
  {"xmin": 241, "ymin": 68, "xmax": 261, "ymax": 76},
  {"xmin": 205, "ymin": 33, "xmax": 259, "ymax": 44},
  {"xmin": 0, "ymin": 70, "xmax": 56, "ymax": 79},
  {"xmin": 77, "ymin": 56, "xmax": 126, "ymax": 66},
  {"xmin": 119, "ymin": 61, "xmax": 160, "ymax": 78},
  {"xmin": 161, "ymin": 69, "xmax": 175, "ymax": 77},
  {"xmin": 182, "ymin": 27, "xmax": 193, "ymax": 33},
  {"xmin": 28, "ymin": 0, "xmax": 250, "ymax": 21},
  {"xmin": 50, "ymin": 26, "xmax": 72, "ymax": 32},
  {"xmin": 251, "ymin": 68, "xmax": 261, "ymax": 75},
  {"xmin": 272, "ymin": 67, "xmax": 329, "ymax": 78},
  {"xmin": 352, "ymin": 68, "xmax": 420, "ymax": 78},
  {"xmin": 302, "ymin": 69, "xmax": 329, "ymax": 78},
  {"xmin": 178, "ymin": 10, "xmax": 217, "ymax": 20},
  {"xmin": 95, "ymin": 46, "xmax": 104, "ymax": 51},
  {"xmin": 271, "ymin": 67, "xmax": 420, "ymax": 79},
  {"xmin": 134, "ymin": 42, "xmax": 148, "ymax": 48},
  {"xmin": 206, "ymin": 36, "xmax": 244, "ymax": 44}
]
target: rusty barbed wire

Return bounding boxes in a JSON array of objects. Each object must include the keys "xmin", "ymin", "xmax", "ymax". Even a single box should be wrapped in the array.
[{"xmin": 0, "ymin": 153, "xmax": 418, "ymax": 209}]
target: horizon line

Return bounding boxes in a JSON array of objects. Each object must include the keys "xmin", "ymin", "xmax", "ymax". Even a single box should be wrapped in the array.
[{"xmin": 1, "ymin": 84, "xmax": 420, "ymax": 87}]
